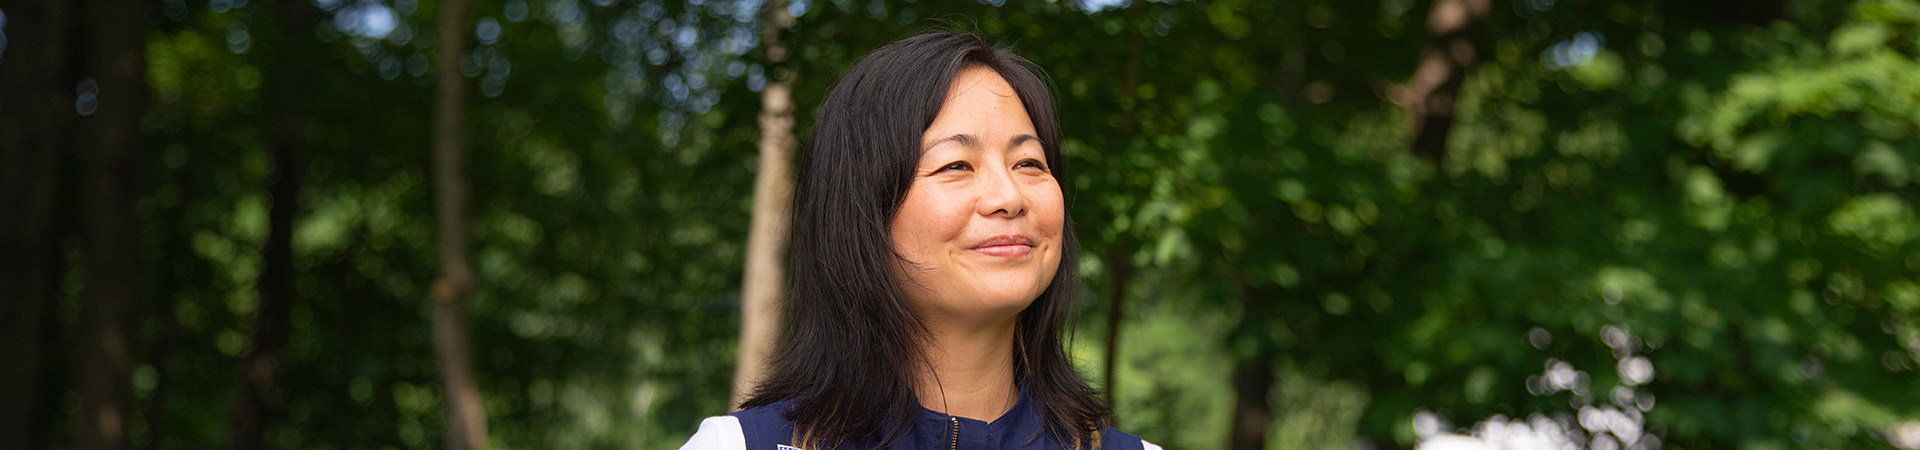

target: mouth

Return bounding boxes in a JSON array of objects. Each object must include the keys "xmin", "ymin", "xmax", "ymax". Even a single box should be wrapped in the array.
[{"xmin": 969, "ymin": 235, "xmax": 1034, "ymax": 258}]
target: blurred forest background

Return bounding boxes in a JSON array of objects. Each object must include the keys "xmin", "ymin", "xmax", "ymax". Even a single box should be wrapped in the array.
[{"xmin": 5, "ymin": 0, "xmax": 1920, "ymax": 449}]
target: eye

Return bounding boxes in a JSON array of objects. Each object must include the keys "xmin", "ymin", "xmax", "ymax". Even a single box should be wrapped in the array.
[
  {"xmin": 1015, "ymin": 159, "xmax": 1048, "ymax": 172},
  {"xmin": 935, "ymin": 161, "xmax": 972, "ymax": 173}
]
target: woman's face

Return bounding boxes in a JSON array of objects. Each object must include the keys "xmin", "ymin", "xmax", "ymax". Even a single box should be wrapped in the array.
[{"xmin": 890, "ymin": 66, "xmax": 1064, "ymax": 327}]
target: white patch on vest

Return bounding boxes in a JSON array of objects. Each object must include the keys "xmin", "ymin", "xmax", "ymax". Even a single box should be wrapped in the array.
[{"xmin": 776, "ymin": 445, "xmax": 802, "ymax": 450}]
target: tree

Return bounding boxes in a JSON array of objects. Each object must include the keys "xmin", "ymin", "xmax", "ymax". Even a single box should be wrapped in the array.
[
  {"xmin": 0, "ymin": 0, "xmax": 74, "ymax": 447},
  {"xmin": 1100, "ymin": 4, "xmax": 1146, "ymax": 411},
  {"xmin": 70, "ymin": 0, "xmax": 150, "ymax": 447},
  {"xmin": 731, "ymin": 0, "xmax": 797, "ymax": 410},
  {"xmin": 1405, "ymin": 0, "xmax": 1490, "ymax": 163},
  {"xmin": 226, "ymin": 0, "xmax": 320, "ymax": 448},
  {"xmin": 429, "ymin": 0, "xmax": 489, "ymax": 447}
]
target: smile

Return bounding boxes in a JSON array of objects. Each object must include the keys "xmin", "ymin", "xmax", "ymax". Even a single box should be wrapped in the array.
[{"xmin": 969, "ymin": 235, "xmax": 1034, "ymax": 258}]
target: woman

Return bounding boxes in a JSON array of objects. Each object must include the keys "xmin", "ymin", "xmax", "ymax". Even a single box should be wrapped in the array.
[{"xmin": 681, "ymin": 32, "xmax": 1160, "ymax": 450}]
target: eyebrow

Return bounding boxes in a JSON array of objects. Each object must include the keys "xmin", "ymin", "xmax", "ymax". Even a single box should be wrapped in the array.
[{"xmin": 920, "ymin": 133, "xmax": 1041, "ymax": 153}]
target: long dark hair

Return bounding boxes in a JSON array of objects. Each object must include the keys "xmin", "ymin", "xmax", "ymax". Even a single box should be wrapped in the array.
[{"xmin": 739, "ymin": 31, "xmax": 1108, "ymax": 449}]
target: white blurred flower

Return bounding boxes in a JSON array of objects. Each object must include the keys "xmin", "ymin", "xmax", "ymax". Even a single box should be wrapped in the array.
[
  {"xmin": 1618, "ymin": 357, "xmax": 1654, "ymax": 385},
  {"xmin": 1890, "ymin": 422, "xmax": 1920, "ymax": 450}
]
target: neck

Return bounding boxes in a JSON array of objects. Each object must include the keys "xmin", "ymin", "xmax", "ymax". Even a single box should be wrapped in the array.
[{"xmin": 915, "ymin": 315, "xmax": 1020, "ymax": 422}]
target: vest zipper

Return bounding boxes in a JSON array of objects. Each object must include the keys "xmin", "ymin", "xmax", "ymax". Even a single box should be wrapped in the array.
[{"xmin": 949, "ymin": 416, "xmax": 959, "ymax": 450}]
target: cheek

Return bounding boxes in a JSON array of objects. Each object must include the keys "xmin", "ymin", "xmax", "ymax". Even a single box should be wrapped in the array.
[
  {"xmin": 1029, "ymin": 183, "xmax": 1066, "ymax": 239},
  {"xmin": 891, "ymin": 187, "xmax": 970, "ymax": 255}
]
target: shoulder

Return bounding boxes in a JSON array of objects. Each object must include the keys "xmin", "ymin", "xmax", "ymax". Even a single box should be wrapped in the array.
[
  {"xmin": 731, "ymin": 401, "xmax": 800, "ymax": 449},
  {"xmin": 1099, "ymin": 426, "xmax": 1163, "ymax": 450},
  {"xmin": 678, "ymin": 416, "xmax": 746, "ymax": 450},
  {"xmin": 729, "ymin": 399, "xmax": 798, "ymax": 431},
  {"xmin": 680, "ymin": 401, "xmax": 798, "ymax": 450}
]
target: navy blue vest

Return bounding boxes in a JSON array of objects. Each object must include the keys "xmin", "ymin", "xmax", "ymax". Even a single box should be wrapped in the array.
[{"xmin": 729, "ymin": 390, "xmax": 1147, "ymax": 450}]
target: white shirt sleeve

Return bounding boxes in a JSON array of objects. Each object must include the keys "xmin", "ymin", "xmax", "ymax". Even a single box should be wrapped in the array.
[
  {"xmin": 1142, "ymin": 439, "xmax": 1163, "ymax": 450},
  {"xmin": 678, "ymin": 416, "xmax": 747, "ymax": 450}
]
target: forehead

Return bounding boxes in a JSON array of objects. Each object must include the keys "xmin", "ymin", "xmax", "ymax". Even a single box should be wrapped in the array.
[
  {"xmin": 925, "ymin": 66, "xmax": 1035, "ymax": 138},
  {"xmin": 945, "ymin": 65, "xmax": 1020, "ymax": 103}
]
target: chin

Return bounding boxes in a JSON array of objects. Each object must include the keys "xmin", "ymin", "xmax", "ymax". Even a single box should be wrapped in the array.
[
  {"xmin": 970, "ymin": 284, "xmax": 1048, "ymax": 313},
  {"xmin": 983, "ymin": 293, "xmax": 1041, "ymax": 310}
]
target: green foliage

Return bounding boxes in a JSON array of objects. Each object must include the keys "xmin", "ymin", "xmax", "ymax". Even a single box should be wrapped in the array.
[{"xmin": 87, "ymin": 0, "xmax": 1920, "ymax": 449}]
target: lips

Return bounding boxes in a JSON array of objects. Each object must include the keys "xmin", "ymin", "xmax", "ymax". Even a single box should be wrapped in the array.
[{"xmin": 969, "ymin": 235, "xmax": 1034, "ymax": 258}]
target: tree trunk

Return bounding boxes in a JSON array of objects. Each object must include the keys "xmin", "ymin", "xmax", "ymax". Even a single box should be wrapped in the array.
[
  {"xmin": 1230, "ymin": 349, "xmax": 1277, "ymax": 450},
  {"xmin": 1404, "ymin": 0, "xmax": 1489, "ymax": 163},
  {"xmin": 1229, "ymin": 284, "xmax": 1276, "ymax": 450},
  {"xmin": 430, "ymin": 0, "xmax": 488, "ymax": 447},
  {"xmin": 731, "ymin": 0, "xmax": 797, "ymax": 410},
  {"xmin": 1101, "ymin": 247, "xmax": 1133, "ymax": 409},
  {"xmin": 1101, "ymin": 18, "xmax": 1142, "ymax": 409},
  {"xmin": 227, "ymin": 1, "xmax": 317, "ymax": 448},
  {"xmin": 145, "ymin": 161, "xmax": 192, "ymax": 450},
  {"xmin": 0, "ymin": 0, "xmax": 74, "ymax": 447},
  {"xmin": 70, "ymin": 0, "xmax": 149, "ymax": 447}
]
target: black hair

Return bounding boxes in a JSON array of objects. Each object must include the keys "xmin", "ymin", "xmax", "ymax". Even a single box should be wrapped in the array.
[{"xmin": 739, "ymin": 31, "xmax": 1109, "ymax": 449}]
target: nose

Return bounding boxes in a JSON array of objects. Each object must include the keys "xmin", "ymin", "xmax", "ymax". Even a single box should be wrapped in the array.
[{"xmin": 976, "ymin": 163, "xmax": 1028, "ymax": 219}]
